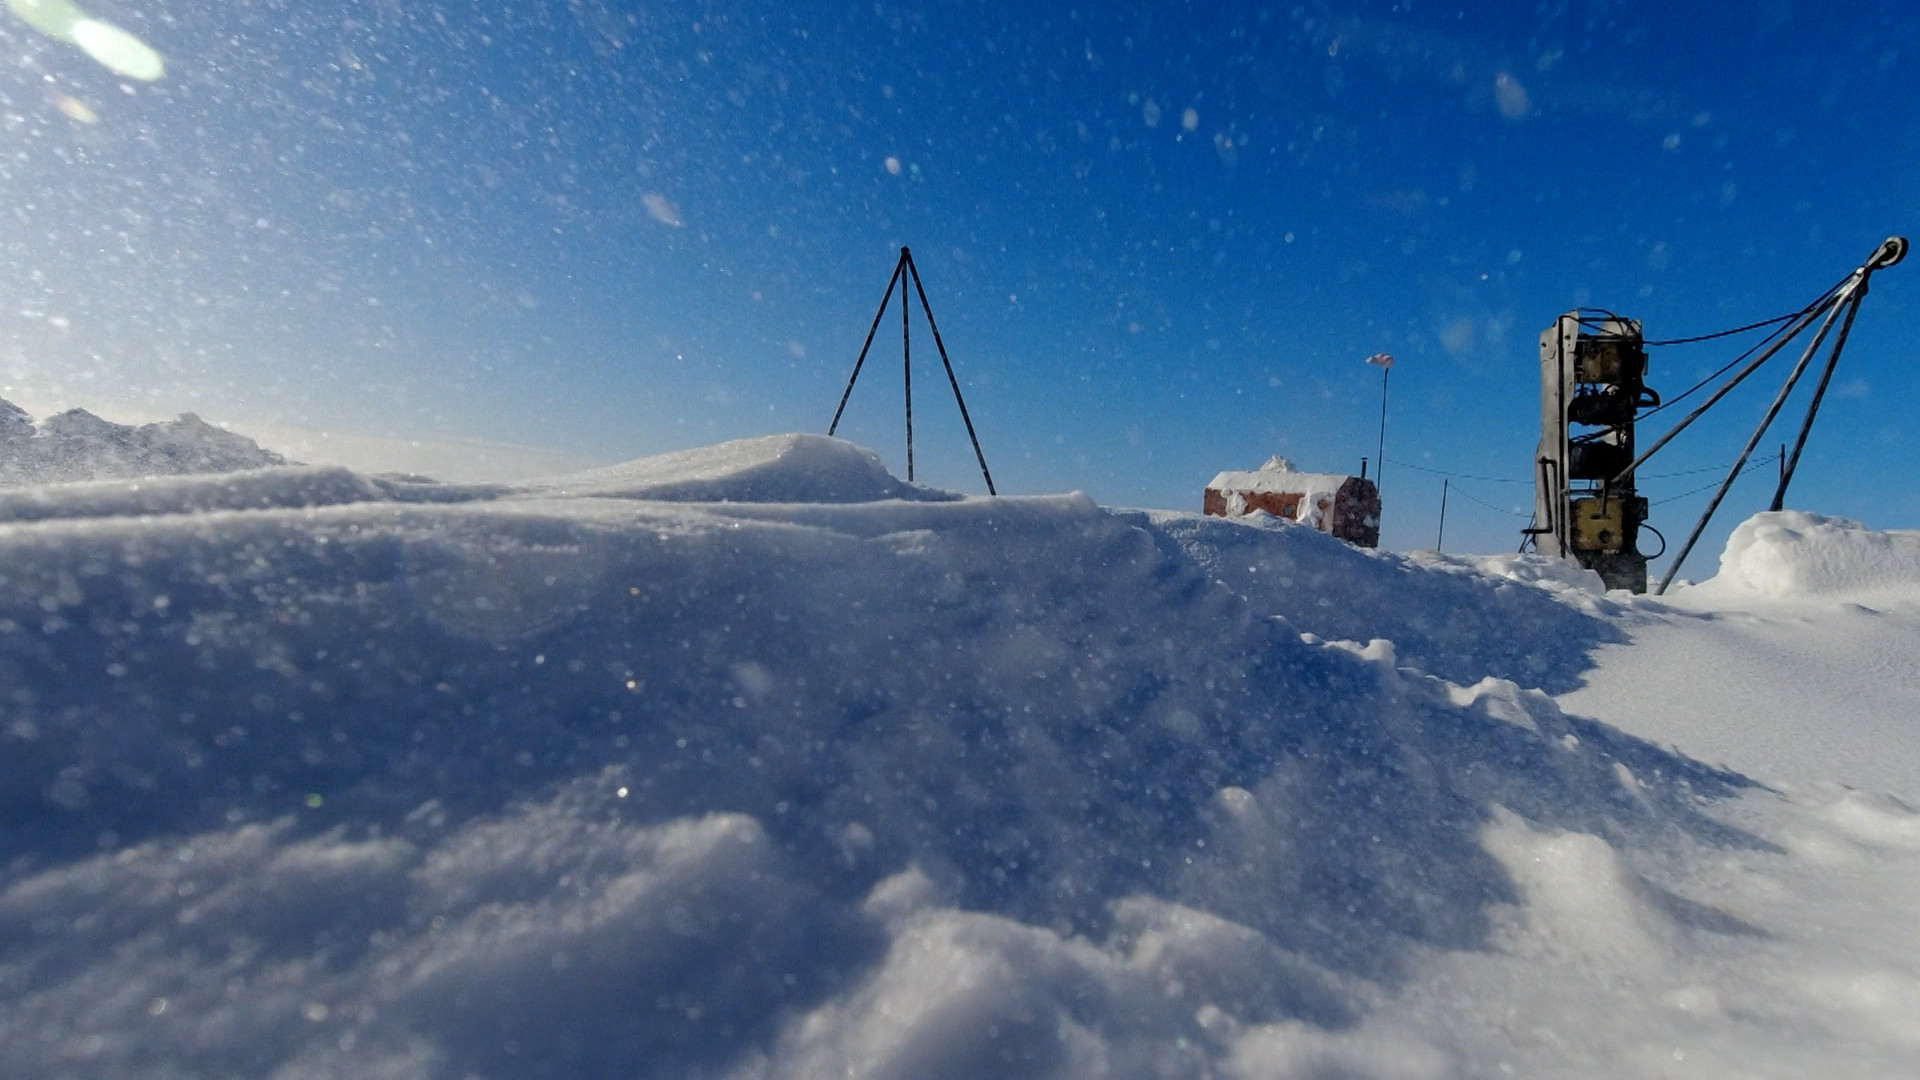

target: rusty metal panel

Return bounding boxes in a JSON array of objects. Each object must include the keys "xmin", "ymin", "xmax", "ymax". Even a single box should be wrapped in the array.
[
  {"xmin": 1570, "ymin": 496, "xmax": 1626, "ymax": 553},
  {"xmin": 1331, "ymin": 478, "xmax": 1381, "ymax": 548},
  {"xmin": 1205, "ymin": 488, "xmax": 1305, "ymax": 520},
  {"xmin": 1206, "ymin": 481, "xmax": 1379, "ymax": 549}
]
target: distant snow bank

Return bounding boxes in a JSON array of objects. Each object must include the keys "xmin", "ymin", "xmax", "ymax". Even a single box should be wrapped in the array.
[
  {"xmin": 0, "ymin": 435, "xmax": 935, "ymax": 524},
  {"xmin": 1689, "ymin": 511, "xmax": 1920, "ymax": 603},
  {"xmin": 519, "ymin": 433, "xmax": 957, "ymax": 504},
  {"xmin": 0, "ymin": 396, "xmax": 285, "ymax": 486}
]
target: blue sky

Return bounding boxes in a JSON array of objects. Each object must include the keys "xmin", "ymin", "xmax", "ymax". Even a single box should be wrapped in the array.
[{"xmin": 2, "ymin": 1, "xmax": 1915, "ymax": 564}]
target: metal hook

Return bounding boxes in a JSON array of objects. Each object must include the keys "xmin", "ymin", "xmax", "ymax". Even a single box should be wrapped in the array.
[{"xmin": 1866, "ymin": 235, "xmax": 1908, "ymax": 271}]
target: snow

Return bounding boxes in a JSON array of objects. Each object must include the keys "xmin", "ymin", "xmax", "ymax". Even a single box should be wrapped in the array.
[
  {"xmin": 0, "ymin": 396, "xmax": 285, "ymax": 486},
  {"xmin": 1563, "ymin": 511, "xmax": 1920, "ymax": 798},
  {"xmin": 1206, "ymin": 454, "xmax": 1356, "ymax": 522},
  {"xmin": 3, "ymin": 433, "xmax": 1919, "ymax": 1077},
  {"xmin": 1207, "ymin": 455, "xmax": 1353, "ymax": 498},
  {"xmin": 520, "ymin": 433, "xmax": 956, "ymax": 504},
  {"xmin": 238, "ymin": 424, "xmax": 605, "ymax": 485},
  {"xmin": 1686, "ymin": 510, "xmax": 1920, "ymax": 604}
]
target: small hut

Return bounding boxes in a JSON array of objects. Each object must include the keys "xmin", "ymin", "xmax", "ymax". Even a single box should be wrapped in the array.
[{"xmin": 1204, "ymin": 455, "xmax": 1380, "ymax": 547}]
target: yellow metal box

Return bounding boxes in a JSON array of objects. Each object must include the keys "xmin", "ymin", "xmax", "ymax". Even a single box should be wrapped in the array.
[{"xmin": 1570, "ymin": 496, "xmax": 1626, "ymax": 552}]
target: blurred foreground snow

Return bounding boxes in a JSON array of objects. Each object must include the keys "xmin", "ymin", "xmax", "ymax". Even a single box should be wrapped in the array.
[{"xmin": 2, "ymin": 435, "xmax": 1917, "ymax": 1078}]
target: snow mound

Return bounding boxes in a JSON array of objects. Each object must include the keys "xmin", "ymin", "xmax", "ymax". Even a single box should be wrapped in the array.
[
  {"xmin": 520, "ymin": 433, "xmax": 959, "ymax": 504},
  {"xmin": 0, "ymin": 440, "xmax": 1761, "ymax": 1079},
  {"xmin": 1689, "ymin": 511, "xmax": 1920, "ymax": 604},
  {"xmin": 1126, "ymin": 510, "xmax": 1628, "ymax": 694},
  {"xmin": 0, "ymin": 466, "xmax": 384, "ymax": 524}
]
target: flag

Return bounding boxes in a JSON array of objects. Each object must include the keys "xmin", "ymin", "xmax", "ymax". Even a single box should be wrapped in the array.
[{"xmin": 1366, "ymin": 352, "xmax": 1394, "ymax": 369}]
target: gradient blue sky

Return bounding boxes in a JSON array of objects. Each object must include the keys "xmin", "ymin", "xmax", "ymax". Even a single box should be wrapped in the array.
[{"xmin": 2, "ymin": 1, "xmax": 1915, "ymax": 565}]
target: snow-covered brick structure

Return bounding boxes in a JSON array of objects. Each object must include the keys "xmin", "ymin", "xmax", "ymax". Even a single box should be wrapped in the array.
[{"xmin": 1203, "ymin": 454, "xmax": 1380, "ymax": 547}]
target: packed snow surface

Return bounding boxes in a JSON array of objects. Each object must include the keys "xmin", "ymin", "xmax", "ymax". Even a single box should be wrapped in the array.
[
  {"xmin": 1567, "ymin": 510, "xmax": 1920, "ymax": 799},
  {"xmin": 3, "ymin": 435, "xmax": 1918, "ymax": 1078}
]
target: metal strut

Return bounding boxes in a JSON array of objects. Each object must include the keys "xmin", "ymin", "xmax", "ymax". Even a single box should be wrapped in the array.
[
  {"xmin": 827, "ymin": 261, "xmax": 902, "ymax": 436},
  {"xmin": 826, "ymin": 247, "xmax": 998, "ymax": 494},
  {"xmin": 904, "ymin": 254, "xmax": 997, "ymax": 495},
  {"xmin": 1650, "ymin": 236, "xmax": 1906, "ymax": 594}
]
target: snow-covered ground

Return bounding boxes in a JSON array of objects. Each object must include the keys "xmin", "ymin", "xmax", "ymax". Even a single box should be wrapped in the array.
[
  {"xmin": 1569, "ymin": 513, "xmax": 1920, "ymax": 798},
  {"xmin": 2, "ymin": 435, "xmax": 1916, "ymax": 1078}
]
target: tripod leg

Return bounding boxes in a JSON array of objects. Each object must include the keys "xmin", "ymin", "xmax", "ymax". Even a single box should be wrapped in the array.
[
  {"xmin": 1770, "ymin": 291, "xmax": 1865, "ymax": 511},
  {"xmin": 902, "ymin": 253, "xmax": 913, "ymax": 481},
  {"xmin": 828, "ymin": 255, "xmax": 905, "ymax": 436},
  {"xmin": 904, "ymin": 252, "xmax": 998, "ymax": 495}
]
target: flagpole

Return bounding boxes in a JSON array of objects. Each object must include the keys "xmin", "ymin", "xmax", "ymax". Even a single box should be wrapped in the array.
[{"xmin": 1375, "ymin": 363, "xmax": 1389, "ymax": 496}]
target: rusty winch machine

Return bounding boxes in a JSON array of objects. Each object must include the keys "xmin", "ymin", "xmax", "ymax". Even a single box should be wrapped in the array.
[{"xmin": 1528, "ymin": 236, "xmax": 1907, "ymax": 593}]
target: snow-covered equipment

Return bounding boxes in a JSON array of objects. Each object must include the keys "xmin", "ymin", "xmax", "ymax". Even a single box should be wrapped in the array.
[{"xmin": 1204, "ymin": 455, "xmax": 1380, "ymax": 547}]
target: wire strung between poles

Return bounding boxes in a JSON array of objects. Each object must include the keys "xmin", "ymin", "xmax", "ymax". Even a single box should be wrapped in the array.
[
  {"xmin": 1612, "ymin": 273, "xmax": 1854, "ymax": 489},
  {"xmin": 1637, "ymin": 264, "xmax": 1861, "ymax": 422},
  {"xmin": 1637, "ymin": 304, "xmax": 1819, "ymax": 422},
  {"xmin": 1644, "ymin": 312, "xmax": 1800, "ymax": 346}
]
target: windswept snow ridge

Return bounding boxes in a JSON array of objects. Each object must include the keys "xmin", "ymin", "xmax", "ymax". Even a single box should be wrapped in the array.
[
  {"xmin": 0, "ymin": 396, "xmax": 286, "ymax": 486},
  {"xmin": 1, "ymin": 434, "xmax": 1916, "ymax": 1078},
  {"xmin": 520, "ymin": 433, "xmax": 957, "ymax": 504},
  {"xmin": 1128, "ymin": 510, "xmax": 1628, "ymax": 694}
]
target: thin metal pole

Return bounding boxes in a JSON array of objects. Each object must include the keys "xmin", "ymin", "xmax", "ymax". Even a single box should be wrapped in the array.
[
  {"xmin": 902, "ymin": 248, "xmax": 913, "ymax": 481},
  {"xmin": 1654, "ymin": 289, "xmax": 1853, "ymax": 595},
  {"xmin": 1375, "ymin": 365, "xmax": 1389, "ymax": 497},
  {"xmin": 904, "ymin": 252, "xmax": 997, "ymax": 494},
  {"xmin": 1436, "ymin": 477, "xmax": 1448, "ymax": 552},
  {"xmin": 1771, "ymin": 289, "xmax": 1866, "ymax": 511},
  {"xmin": 828, "ymin": 256, "xmax": 905, "ymax": 436}
]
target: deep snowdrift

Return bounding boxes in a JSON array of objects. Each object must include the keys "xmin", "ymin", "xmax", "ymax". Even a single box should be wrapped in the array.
[{"xmin": 2, "ymin": 435, "xmax": 1915, "ymax": 1078}]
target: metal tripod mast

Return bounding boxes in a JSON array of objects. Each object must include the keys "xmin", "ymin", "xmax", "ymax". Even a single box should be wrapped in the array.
[{"xmin": 827, "ymin": 247, "xmax": 997, "ymax": 495}]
